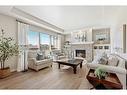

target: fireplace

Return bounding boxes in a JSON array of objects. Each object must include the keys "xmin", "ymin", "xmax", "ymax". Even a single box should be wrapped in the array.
[{"xmin": 75, "ymin": 50, "xmax": 86, "ymax": 58}]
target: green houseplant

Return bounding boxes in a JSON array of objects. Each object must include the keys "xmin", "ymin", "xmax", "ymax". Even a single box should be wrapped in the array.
[
  {"xmin": 0, "ymin": 29, "xmax": 19, "ymax": 78},
  {"xmin": 94, "ymin": 67, "xmax": 108, "ymax": 79}
]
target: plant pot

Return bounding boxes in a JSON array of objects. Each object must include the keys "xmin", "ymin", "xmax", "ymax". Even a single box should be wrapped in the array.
[{"xmin": 0, "ymin": 67, "xmax": 11, "ymax": 79}]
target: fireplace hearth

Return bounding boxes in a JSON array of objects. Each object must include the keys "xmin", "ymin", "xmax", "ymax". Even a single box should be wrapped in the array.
[{"xmin": 75, "ymin": 50, "xmax": 86, "ymax": 58}]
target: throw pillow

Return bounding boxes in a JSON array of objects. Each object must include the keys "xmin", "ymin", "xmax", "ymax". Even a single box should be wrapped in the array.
[
  {"xmin": 92, "ymin": 53, "xmax": 102, "ymax": 64},
  {"xmin": 101, "ymin": 52, "xmax": 108, "ymax": 59},
  {"xmin": 98, "ymin": 57, "xmax": 108, "ymax": 65},
  {"xmin": 108, "ymin": 56, "xmax": 119, "ymax": 66},
  {"xmin": 36, "ymin": 53, "xmax": 44, "ymax": 60},
  {"xmin": 92, "ymin": 52, "xmax": 108, "ymax": 64}
]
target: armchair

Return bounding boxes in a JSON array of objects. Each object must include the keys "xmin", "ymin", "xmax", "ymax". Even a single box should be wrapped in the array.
[{"xmin": 28, "ymin": 51, "xmax": 52, "ymax": 71}]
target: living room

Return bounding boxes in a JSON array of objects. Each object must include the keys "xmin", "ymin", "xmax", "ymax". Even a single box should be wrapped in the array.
[{"xmin": 0, "ymin": 6, "xmax": 126, "ymax": 90}]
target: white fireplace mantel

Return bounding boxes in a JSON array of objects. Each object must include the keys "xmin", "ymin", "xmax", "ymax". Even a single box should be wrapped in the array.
[{"xmin": 71, "ymin": 41, "xmax": 94, "ymax": 45}]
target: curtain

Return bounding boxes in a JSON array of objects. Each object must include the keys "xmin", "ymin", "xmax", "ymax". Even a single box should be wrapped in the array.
[
  {"xmin": 57, "ymin": 34, "xmax": 62, "ymax": 50},
  {"xmin": 17, "ymin": 22, "xmax": 29, "ymax": 72}
]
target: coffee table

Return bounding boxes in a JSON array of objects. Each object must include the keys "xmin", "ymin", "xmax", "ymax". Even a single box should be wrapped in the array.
[
  {"xmin": 56, "ymin": 58, "xmax": 83, "ymax": 74},
  {"xmin": 86, "ymin": 69, "xmax": 123, "ymax": 89}
]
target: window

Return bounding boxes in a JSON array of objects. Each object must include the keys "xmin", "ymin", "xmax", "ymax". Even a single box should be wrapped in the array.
[
  {"xmin": 28, "ymin": 30, "xmax": 61, "ymax": 50},
  {"xmin": 40, "ymin": 33, "xmax": 50, "ymax": 45},
  {"xmin": 28, "ymin": 31, "xmax": 39, "ymax": 48}
]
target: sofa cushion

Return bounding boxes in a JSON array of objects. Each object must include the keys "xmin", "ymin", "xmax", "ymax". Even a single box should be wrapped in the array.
[
  {"xmin": 92, "ymin": 55, "xmax": 101, "ymax": 64},
  {"xmin": 36, "ymin": 59, "xmax": 52, "ymax": 65},
  {"xmin": 87, "ymin": 63, "xmax": 126, "ymax": 74},
  {"xmin": 92, "ymin": 52, "xmax": 108, "ymax": 64},
  {"xmin": 108, "ymin": 56, "xmax": 119, "ymax": 66}
]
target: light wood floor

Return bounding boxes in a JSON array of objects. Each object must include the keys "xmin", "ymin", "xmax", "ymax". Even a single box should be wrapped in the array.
[{"xmin": 0, "ymin": 63, "xmax": 92, "ymax": 89}]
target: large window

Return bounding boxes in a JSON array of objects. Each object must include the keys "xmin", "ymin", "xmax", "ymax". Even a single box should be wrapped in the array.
[
  {"xmin": 28, "ymin": 31, "xmax": 61, "ymax": 49},
  {"xmin": 40, "ymin": 33, "xmax": 50, "ymax": 45},
  {"xmin": 28, "ymin": 31, "xmax": 39, "ymax": 48}
]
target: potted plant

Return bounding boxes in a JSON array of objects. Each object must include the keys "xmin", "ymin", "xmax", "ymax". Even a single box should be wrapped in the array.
[
  {"xmin": 0, "ymin": 29, "xmax": 19, "ymax": 78},
  {"xmin": 94, "ymin": 67, "xmax": 108, "ymax": 79}
]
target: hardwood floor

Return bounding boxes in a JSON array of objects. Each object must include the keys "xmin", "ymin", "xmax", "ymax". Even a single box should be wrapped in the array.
[{"xmin": 0, "ymin": 63, "xmax": 92, "ymax": 89}]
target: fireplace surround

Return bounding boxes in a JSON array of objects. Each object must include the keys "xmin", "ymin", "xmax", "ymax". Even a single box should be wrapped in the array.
[
  {"xmin": 75, "ymin": 50, "xmax": 86, "ymax": 58},
  {"xmin": 71, "ymin": 44, "xmax": 93, "ymax": 62}
]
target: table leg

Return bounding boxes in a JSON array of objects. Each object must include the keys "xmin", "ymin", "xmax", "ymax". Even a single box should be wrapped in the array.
[
  {"xmin": 73, "ymin": 66, "xmax": 77, "ymax": 74},
  {"xmin": 80, "ymin": 62, "xmax": 82, "ymax": 68},
  {"xmin": 58, "ymin": 63, "xmax": 60, "ymax": 69}
]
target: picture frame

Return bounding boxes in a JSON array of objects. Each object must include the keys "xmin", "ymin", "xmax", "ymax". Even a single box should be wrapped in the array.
[
  {"xmin": 99, "ymin": 46, "xmax": 103, "ymax": 49},
  {"xmin": 94, "ymin": 46, "xmax": 97, "ymax": 49},
  {"xmin": 104, "ymin": 46, "xmax": 109, "ymax": 49},
  {"xmin": 92, "ymin": 28, "xmax": 110, "ymax": 44}
]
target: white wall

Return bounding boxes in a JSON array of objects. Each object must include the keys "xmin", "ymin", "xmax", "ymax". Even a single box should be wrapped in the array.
[
  {"xmin": 111, "ymin": 23, "xmax": 127, "ymax": 53},
  {"xmin": 86, "ymin": 29, "xmax": 92, "ymax": 42},
  {"xmin": 0, "ymin": 14, "xmax": 18, "ymax": 72},
  {"xmin": 113, "ymin": 25, "xmax": 123, "ymax": 53},
  {"xmin": 65, "ymin": 34, "xmax": 71, "ymax": 42}
]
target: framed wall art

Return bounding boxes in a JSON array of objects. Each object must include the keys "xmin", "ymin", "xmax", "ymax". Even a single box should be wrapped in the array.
[{"xmin": 92, "ymin": 28, "xmax": 110, "ymax": 44}]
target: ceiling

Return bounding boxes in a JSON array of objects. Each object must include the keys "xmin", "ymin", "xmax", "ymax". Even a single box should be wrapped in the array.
[{"xmin": 0, "ymin": 6, "xmax": 127, "ymax": 31}]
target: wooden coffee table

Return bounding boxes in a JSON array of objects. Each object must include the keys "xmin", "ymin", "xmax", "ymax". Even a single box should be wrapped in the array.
[
  {"xmin": 86, "ymin": 69, "xmax": 123, "ymax": 89},
  {"xmin": 56, "ymin": 58, "xmax": 83, "ymax": 74}
]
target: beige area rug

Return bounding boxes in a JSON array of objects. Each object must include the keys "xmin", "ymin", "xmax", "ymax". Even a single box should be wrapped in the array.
[
  {"xmin": 61, "ymin": 66, "xmax": 71, "ymax": 70},
  {"xmin": 59, "ymin": 60, "xmax": 87, "ymax": 70}
]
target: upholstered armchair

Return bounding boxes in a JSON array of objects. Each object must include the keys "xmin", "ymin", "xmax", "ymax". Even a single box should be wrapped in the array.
[{"xmin": 28, "ymin": 50, "xmax": 53, "ymax": 71}]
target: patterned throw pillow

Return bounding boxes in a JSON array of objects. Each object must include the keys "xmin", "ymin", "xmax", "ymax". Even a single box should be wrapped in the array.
[
  {"xmin": 108, "ymin": 56, "xmax": 119, "ymax": 66},
  {"xmin": 98, "ymin": 57, "xmax": 108, "ymax": 65},
  {"xmin": 97, "ymin": 52, "xmax": 108, "ymax": 65},
  {"xmin": 92, "ymin": 52, "xmax": 108, "ymax": 64},
  {"xmin": 36, "ymin": 53, "xmax": 44, "ymax": 60}
]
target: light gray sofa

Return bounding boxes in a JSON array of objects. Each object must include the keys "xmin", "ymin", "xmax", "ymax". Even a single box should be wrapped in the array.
[
  {"xmin": 87, "ymin": 53, "xmax": 126, "ymax": 89},
  {"xmin": 28, "ymin": 50, "xmax": 53, "ymax": 71}
]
